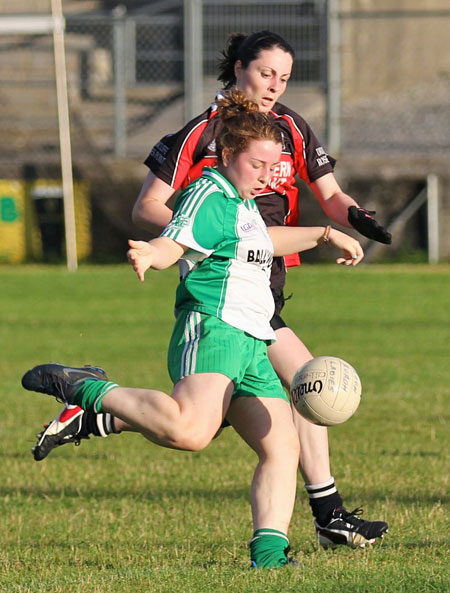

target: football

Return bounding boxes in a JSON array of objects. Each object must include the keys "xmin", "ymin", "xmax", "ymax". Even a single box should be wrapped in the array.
[{"xmin": 290, "ymin": 356, "xmax": 362, "ymax": 426}]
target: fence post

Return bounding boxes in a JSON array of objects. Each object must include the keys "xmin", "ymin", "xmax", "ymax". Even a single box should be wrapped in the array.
[
  {"xmin": 184, "ymin": 0, "xmax": 203, "ymax": 123},
  {"xmin": 113, "ymin": 5, "xmax": 127, "ymax": 157},
  {"xmin": 326, "ymin": 0, "xmax": 341, "ymax": 155},
  {"xmin": 427, "ymin": 173, "xmax": 440, "ymax": 263},
  {"xmin": 51, "ymin": 0, "xmax": 78, "ymax": 270},
  {"xmin": 125, "ymin": 18, "xmax": 136, "ymax": 86}
]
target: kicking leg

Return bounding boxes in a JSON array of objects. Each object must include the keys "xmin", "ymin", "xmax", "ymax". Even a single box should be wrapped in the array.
[
  {"xmin": 32, "ymin": 404, "xmax": 134, "ymax": 461},
  {"xmin": 23, "ymin": 363, "xmax": 234, "ymax": 452}
]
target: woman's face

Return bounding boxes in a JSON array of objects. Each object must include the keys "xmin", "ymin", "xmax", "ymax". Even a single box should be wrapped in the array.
[
  {"xmin": 234, "ymin": 47, "xmax": 293, "ymax": 113},
  {"xmin": 221, "ymin": 138, "xmax": 282, "ymax": 201}
]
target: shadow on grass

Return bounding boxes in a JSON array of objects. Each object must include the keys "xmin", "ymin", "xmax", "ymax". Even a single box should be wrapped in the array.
[
  {"xmin": 0, "ymin": 449, "xmax": 114, "ymax": 461},
  {"xmin": 0, "ymin": 484, "xmax": 249, "ymax": 503},
  {"xmin": 386, "ymin": 540, "xmax": 450, "ymax": 551},
  {"xmin": 380, "ymin": 449, "xmax": 443, "ymax": 457},
  {"xmin": 386, "ymin": 494, "xmax": 449, "ymax": 504},
  {"xmin": 345, "ymin": 491, "xmax": 449, "ymax": 505}
]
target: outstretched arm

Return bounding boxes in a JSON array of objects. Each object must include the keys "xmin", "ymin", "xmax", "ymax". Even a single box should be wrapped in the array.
[
  {"xmin": 311, "ymin": 173, "xmax": 391, "ymax": 244},
  {"xmin": 311, "ymin": 173, "xmax": 357, "ymax": 228},
  {"xmin": 127, "ymin": 237, "xmax": 187, "ymax": 282},
  {"xmin": 132, "ymin": 171, "xmax": 175, "ymax": 231},
  {"xmin": 268, "ymin": 225, "xmax": 363, "ymax": 266}
]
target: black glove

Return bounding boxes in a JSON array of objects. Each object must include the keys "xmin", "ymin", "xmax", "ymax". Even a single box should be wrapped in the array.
[{"xmin": 348, "ymin": 206, "xmax": 392, "ymax": 244}]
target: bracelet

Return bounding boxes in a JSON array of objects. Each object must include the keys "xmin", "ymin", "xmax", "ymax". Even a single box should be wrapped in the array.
[{"xmin": 318, "ymin": 225, "xmax": 331, "ymax": 245}]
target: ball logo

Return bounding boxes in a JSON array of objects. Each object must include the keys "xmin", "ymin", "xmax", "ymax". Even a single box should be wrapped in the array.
[{"xmin": 292, "ymin": 379, "xmax": 323, "ymax": 400}]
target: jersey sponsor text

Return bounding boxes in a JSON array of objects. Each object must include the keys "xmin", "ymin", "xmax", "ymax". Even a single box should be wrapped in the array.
[{"xmin": 247, "ymin": 248, "xmax": 273, "ymax": 269}]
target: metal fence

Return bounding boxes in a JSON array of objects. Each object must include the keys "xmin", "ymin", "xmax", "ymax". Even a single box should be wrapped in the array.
[
  {"xmin": 1, "ymin": 1, "xmax": 450, "ymax": 265},
  {"xmin": 0, "ymin": 0, "xmax": 331, "ymax": 178},
  {"xmin": 1, "ymin": 1, "xmax": 449, "ymax": 180}
]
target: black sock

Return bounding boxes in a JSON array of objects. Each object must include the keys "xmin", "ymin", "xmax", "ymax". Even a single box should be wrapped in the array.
[
  {"xmin": 305, "ymin": 477, "xmax": 343, "ymax": 527},
  {"xmin": 82, "ymin": 412, "xmax": 121, "ymax": 438}
]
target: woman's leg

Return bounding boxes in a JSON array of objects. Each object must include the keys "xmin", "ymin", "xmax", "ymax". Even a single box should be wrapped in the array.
[
  {"xmin": 267, "ymin": 327, "xmax": 388, "ymax": 547},
  {"xmin": 227, "ymin": 396, "xmax": 299, "ymax": 534},
  {"xmin": 227, "ymin": 396, "xmax": 299, "ymax": 567},
  {"xmin": 267, "ymin": 327, "xmax": 331, "ymax": 484},
  {"xmin": 100, "ymin": 372, "xmax": 234, "ymax": 451}
]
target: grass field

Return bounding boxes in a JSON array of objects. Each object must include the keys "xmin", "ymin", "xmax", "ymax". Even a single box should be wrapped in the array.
[{"xmin": 0, "ymin": 263, "xmax": 449, "ymax": 592}]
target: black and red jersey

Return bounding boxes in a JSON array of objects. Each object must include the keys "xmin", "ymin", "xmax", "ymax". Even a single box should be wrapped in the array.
[{"xmin": 144, "ymin": 97, "xmax": 335, "ymax": 289}]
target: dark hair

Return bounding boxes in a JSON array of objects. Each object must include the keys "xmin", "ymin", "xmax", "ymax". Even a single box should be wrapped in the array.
[
  {"xmin": 217, "ymin": 30, "xmax": 295, "ymax": 89},
  {"xmin": 215, "ymin": 87, "xmax": 282, "ymax": 164}
]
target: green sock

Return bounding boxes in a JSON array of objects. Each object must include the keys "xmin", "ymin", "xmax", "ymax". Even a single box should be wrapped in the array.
[
  {"xmin": 73, "ymin": 379, "xmax": 119, "ymax": 413},
  {"xmin": 249, "ymin": 528, "xmax": 290, "ymax": 568}
]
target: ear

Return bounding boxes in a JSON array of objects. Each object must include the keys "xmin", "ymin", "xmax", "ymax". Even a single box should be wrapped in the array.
[{"xmin": 221, "ymin": 148, "xmax": 231, "ymax": 167}]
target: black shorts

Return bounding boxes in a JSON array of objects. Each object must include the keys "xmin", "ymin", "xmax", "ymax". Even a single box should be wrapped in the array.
[{"xmin": 270, "ymin": 288, "xmax": 289, "ymax": 331}]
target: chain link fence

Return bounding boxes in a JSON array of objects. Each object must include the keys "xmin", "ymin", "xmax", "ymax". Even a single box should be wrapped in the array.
[
  {"xmin": 0, "ymin": 0, "xmax": 449, "ymax": 262},
  {"xmin": 202, "ymin": 0, "xmax": 327, "ymax": 83},
  {"xmin": 1, "ymin": 1, "xmax": 448, "ymax": 173},
  {"xmin": 0, "ymin": 13, "xmax": 58, "ymax": 179},
  {"xmin": 0, "ymin": 0, "xmax": 331, "ymax": 177}
]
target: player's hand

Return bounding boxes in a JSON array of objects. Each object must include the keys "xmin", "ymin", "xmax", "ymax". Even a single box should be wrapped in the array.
[
  {"xmin": 348, "ymin": 206, "xmax": 392, "ymax": 244},
  {"xmin": 127, "ymin": 239, "xmax": 153, "ymax": 282},
  {"xmin": 329, "ymin": 229, "xmax": 364, "ymax": 266}
]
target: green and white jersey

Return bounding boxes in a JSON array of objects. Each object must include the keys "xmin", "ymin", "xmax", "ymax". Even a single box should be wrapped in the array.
[{"xmin": 161, "ymin": 167, "xmax": 276, "ymax": 340}]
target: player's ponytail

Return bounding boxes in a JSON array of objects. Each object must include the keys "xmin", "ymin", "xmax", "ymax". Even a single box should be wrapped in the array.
[{"xmin": 217, "ymin": 33, "xmax": 247, "ymax": 89}]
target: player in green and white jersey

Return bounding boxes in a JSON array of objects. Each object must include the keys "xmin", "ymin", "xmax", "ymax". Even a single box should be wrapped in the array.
[
  {"xmin": 163, "ymin": 166, "xmax": 276, "ymax": 342},
  {"xmin": 22, "ymin": 89, "xmax": 363, "ymax": 568}
]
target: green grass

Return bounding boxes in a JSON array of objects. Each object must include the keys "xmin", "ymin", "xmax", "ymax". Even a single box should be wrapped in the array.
[{"xmin": 0, "ymin": 263, "xmax": 449, "ymax": 592}]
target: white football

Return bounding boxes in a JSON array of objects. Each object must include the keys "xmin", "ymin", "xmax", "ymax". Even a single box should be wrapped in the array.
[{"xmin": 290, "ymin": 356, "xmax": 361, "ymax": 426}]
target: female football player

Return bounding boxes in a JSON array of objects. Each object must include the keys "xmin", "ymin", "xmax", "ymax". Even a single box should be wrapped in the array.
[
  {"xmin": 23, "ymin": 89, "xmax": 365, "ymax": 567},
  {"xmin": 33, "ymin": 31, "xmax": 388, "ymax": 550}
]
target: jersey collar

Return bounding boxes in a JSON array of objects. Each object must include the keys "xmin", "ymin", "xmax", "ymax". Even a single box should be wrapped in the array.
[{"xmin": 203, "ymin": 167, "xmax": 240, "ymax": 199}]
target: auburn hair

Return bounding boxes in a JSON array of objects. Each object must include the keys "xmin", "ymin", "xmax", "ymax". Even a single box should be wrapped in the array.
[{"xmin": 215, "ymin": 87, "xmax": 282, "ymax": 164}]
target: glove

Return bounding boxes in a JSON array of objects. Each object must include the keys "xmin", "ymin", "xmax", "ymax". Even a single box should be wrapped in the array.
[{"xmin": 348, "ymin": 206, "xmax": 392, "ymax": 244}]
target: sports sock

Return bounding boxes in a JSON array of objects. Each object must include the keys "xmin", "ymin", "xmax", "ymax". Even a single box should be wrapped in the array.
[
  {"xmin": 73, "ymin": 379, "xmax": 119, "ymax": 413},
  {"xmin": 83, "ymin": 411, "xmax": 121, "ymax": 437},
  {"xmin": 305, "ymin": 477, "xmax": 343, "ymax": 526},
  {"xmin": 249, "ymin": 528, "xmax": 290, "ymax": 568}
]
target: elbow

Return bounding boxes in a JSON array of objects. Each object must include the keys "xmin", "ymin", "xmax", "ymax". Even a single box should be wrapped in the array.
[
  {"xmin": 131, "ymin": 202, "xmax": 144, "ymax": 227},
  {"xmin": 320, "ymin": 196, "xmax": 338, "ymax": 220}
]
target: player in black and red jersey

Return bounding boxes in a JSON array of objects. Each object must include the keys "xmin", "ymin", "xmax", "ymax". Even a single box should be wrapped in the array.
[{"xmin": 33, "ymin": 31, "xmax": 388, "ymax": 550}]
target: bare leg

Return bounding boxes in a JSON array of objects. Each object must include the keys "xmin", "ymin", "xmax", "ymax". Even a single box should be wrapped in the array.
[
  {"xmin": 227, "ymin": 397, "xmax": 299, "ymax": 534},
  {"xmin": 101, "ymin": 373, "xmax": 234, "ymax": 451},
  {"xmin": 112, "ymin": 418, "xmax": 136, "ymax": 432},
  {"xmin": 267, "ymin": 327, "xmax": 332, "ymax": 485}
]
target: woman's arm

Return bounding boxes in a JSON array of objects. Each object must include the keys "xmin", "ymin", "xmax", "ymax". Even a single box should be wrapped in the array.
[
  {"xmin": 310, "ymin": 172, "xmax": 358, "ymax": 228},
  {"xmin": 127, "ymin": 237, "xmax": 187, "ymax": 282},
  {"xmin": 132, "ymin": 171, "xmax": 175, "ymax": 231},
  {"xmin": 268, "ymin": 225, "xmax": 364, "ymax": 266},
  {"xmin": 311, "ymin": 173, "xmax": 392, "ymax": 243}
]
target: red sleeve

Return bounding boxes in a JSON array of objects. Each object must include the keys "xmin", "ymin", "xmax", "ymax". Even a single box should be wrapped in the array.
[
  {"xmin": 144, "ymin": 108, "xmax": 215, "ymax": 190},
  {"xmin": 287, "ymin": 112, "xmax": 336, "ymax": 185}
]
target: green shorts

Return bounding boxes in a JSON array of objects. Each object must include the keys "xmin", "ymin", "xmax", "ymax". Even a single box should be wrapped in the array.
[{"xmin": 167, "ymin": 309, "xmax": 288, "ymax": 401}]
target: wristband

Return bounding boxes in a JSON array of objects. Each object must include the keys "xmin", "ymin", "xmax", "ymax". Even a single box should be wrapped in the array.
[{"xmin": 318, "ymin": 225, "xmax": 331, "ymax": 245}]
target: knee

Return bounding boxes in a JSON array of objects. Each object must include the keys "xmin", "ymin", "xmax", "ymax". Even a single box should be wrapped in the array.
[
  {"xmin": 265, "ymin": 426, "xmax": 300, "ymax": 466},
  {"xmin": 168, "ymin": 426, "xmax": 213, "ymax": 452},
  {"xmin": 284, "ymin": 429, "xmax": 301, "ymax": 463}
]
